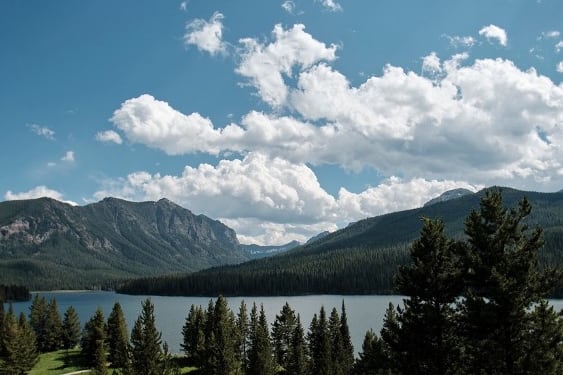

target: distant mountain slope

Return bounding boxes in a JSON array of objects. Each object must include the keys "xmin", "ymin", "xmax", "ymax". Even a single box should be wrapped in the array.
[
  {"xmin": 117, "ymin": 187, "xmax": 563, "ymax": 297},
  {"xmin": 423, "ymin": 188, "xmax": 474, "ymax": 207},
  {"xmin": 0, "ymin": 197, "xmax": 248, "ymax": 289},
  {"xmin": 240, "ymin": 240, "xmax": 301, "ymax": 259}
]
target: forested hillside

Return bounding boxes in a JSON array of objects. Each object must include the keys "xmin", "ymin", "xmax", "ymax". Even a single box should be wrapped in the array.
[
  {"xmin": 0, "ymin": 197, "xmax": 248, "ymax": 289},
  {"xmin": 118, "ymin": 187, "xmax": 563, "ymax": 296}
]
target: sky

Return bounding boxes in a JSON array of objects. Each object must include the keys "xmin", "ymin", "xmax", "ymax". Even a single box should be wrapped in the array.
[{"xmin": 1, "ymin": 0, "xmax": 563, "ymax": 245}]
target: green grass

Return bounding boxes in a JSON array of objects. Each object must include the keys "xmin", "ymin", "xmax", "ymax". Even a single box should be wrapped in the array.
[{"xmin": 29, "ymin": 348, "xmax": 90, "ymax": 375}]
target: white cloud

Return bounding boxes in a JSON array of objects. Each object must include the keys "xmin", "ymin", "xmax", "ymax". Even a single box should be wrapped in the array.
[
  {"xmin": 281, "ymin": 1, "xmax": 295, "ymax": 13},
  {"xmin": 179, "ymin": 1, "xmax": 187, "ymax": 11},
  {"xmin": 236, "ymin": 24, "xmax": 338, "ymax": 107},
  {"xmin": 479, "ymin": 24, "xmax": 508, "ymax": 46},
  {"xmin": 319, "ymin": 0, "xmax": 342, "ymax": 12},
  {"xmin": 61, "ymin": 151, "xmax": 75, "ymax": 162},
  {"xmin": 556, "ymin": 41, "xmax": 563, "ymax": 53},
  {"xmin": 93, "ymin": 153, "xmax": 479, "ymax": 244},
  {"xmin": 445, "ymin": 35, "xmax": 476, "ymax": 48},
  {"xmin": 27, "ymin": 124, "xmax": 55, "ymax": 140},
  {"xmin": 557, "ymin": 61, "xmax": 563, "ymax": 73},
  {"xmin": 184, "ymin": 12, "xmax": 227, "ymax": 56},
  {"xmin": 4, "ymin": 186, "xmax": 77, "ymax": 206},
  {"xmin": 421, "ymin": 52, "xmax": 442, "ymax": 75},
  {"xmin": 540, "ymin": 30, "xmax": 560, "ymax": 39},
  {"xmin": 95, "ymin": 130, "xmax": 123, "ymax": 144}
]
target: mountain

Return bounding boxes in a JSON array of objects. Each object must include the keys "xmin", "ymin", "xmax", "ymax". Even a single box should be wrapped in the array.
[
  {"xmin": 0, "ymin": 197, "xmax": 248, "ymax": 289},
  {"xmin": 117, "ymin": 187, "xmax": 563, "ymax": 297},
  {"xmin": 305, "ymin": 231, "xmax": 330, "ymax": 245},
  {"xmin": 423, "ymin": 188, "xmax": 474, "ymax": 207},
  {"xmin": 240, "ymin": 240, "xmax": 301, "ymax": 259}
]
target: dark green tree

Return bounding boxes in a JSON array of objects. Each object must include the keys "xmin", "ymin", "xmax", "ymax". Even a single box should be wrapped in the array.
[
  {"xmin": 339, "ymin": 301, "xmax": 355, "ymax": 374},
  {"xmin": 0, "ymin": 302, "xmax": 6, "ymax": 358},
  {"xmin": 247, "ymin": 304, "xmax": 275, "ymax": 375},
  {"xmin": 130, "ymin": 298, "xmax": 163, "ymax": 375},
  {"xmin": 328, "ymin": 307, "xmax": 345, "ymax": 375},
  {"xmin": 0, "ymin": 310, "xmax": 39, "ymax": 375},
  {"xmin": 235, "ymin": 300, "xmax": 249, "ymax": 372},
  {"xmin": 307, "ymin": 307, "xmax": 331, "ymax": 375},
  {"xmin": 45, "ymin": 298, "xmax": 63, "ymax": 351},
  {"xmin": 181, "ymin": 304, "xmax": 206, "ymax": 366},
  {"xmin": 107, "ymin": 302, "xmax": 130, "ymax": 369},
  {"xmin": 353, "ymin": 329, "xmax": 391, "ymax": 375},
  {"xmin": 81, "ymin": 308, "xmax": 107, "ymax": 369},
  {"xmin": 29, "ymin": 294, "xmax": 49, "ymax": 352},
  {"xmin": 207, "ymin": 295, "xmax": 239, "ymax": 375},
  {"xmin": 272, "ymin": 302, "xmax": 297, "ymax": 371},
  {"xmin": 458, "ymin": 190, "xmax": 561, "ymax": 374},
  {"xmin": 62, "ymin": 306, "xmax": 81, "ymax": 349},
  {"xmin": 386, "ymin": 218, "xmax": 463, "ymax": 374},
  {"xmin": 286, "ymin": 314, "xmax": 308, "ymax": 375}
]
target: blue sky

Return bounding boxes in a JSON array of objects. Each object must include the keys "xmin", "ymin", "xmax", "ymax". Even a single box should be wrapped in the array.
[{"xmin": 1, "ymin": 0, "xmax": 563, "ymax": 245}]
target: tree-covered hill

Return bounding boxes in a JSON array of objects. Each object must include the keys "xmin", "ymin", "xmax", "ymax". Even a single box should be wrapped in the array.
[
  {"xmin": 117, "ymin": 187, "xmax": 563, "ymax": 296},
  {"xmin": 0, "ymin": 197, "xmax": 248, "ymax": 289}
]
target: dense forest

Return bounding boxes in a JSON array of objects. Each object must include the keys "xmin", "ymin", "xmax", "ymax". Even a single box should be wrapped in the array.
[
  {"xmin": 2, "ymin": 191, "xmax": 563, "ymax": 374},
  {"xmin": 0, "ymin": 285, "xmax": 30, "ymax": 303},
  {"xmin": 118, "ymin": 188, "xmax": 563, "ymax": 297}
]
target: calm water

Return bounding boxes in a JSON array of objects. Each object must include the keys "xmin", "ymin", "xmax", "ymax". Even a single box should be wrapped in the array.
[{"xmin": 9, "ymin": 292, "xmax": 563, "ymax": 356}]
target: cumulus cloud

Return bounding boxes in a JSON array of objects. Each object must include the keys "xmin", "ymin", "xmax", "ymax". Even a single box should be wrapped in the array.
[
  {"xmin": 319, "ymin": 0, "xmax": 342, "ymax": 12},
  {"xmin": 556, "ymin": 41, "xmax": 563, "ymax": 53},
  {"xmin": 445, "ymin": 35, "xmax": 476, "ymax": 48},
  {"xmin": 27, "ymin": 124, "xmax": 55, "ymax": 140},
  {"xmin": 61, "ymin": 151, "xmax": 75, "ymax": 162},
  {"xmin": 179, "ymin": 1, "xmax": 187, "ymax": 11},
  {"xmin": 479, "ymin": 24, "xmax": 508, "ymax": 46},
  {"xmin": 540, "ymin": 30, "xmax": 560, "ymax": 39},
  {"xmin": 281, "ymin": 1, "xmax": 295, "ymax": 13},
  {"xmin": 112, "ymin": 54, "xmax": 563, "ymax": 191},
  {"xmin": 184, "ymin": 12, "xmax": 227, "ymax": 56},
  {"xmin": 95, "ymin": 130, "xmax": 123, "ymax": 144},
  {"xmin": 4, "ymin": 186, "xmax": 77, "ymax": 206},
  {"xmin": 93, "ymin": 152, "xmax": 479, "ymax": 244},
  {"xmin": 236, "ymin": 24, "xmax": 338, "ymax": 107},
  {"xmin": 421, "ymin": 52, "xmax": 442, "ymax": 75},
  {"xmin": 557, "ymin": 61, "xmax": 563, "ymax": 73}
]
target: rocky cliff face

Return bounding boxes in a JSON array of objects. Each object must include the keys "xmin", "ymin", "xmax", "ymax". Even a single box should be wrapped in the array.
[{"xmin": 0, "ymin": 197, "xmax": 245, "ymax": 289}]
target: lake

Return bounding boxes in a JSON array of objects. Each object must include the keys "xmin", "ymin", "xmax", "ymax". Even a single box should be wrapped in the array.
[{"xmin": 9, "ymin": 292, "xmax": 563, "ymax": 356}]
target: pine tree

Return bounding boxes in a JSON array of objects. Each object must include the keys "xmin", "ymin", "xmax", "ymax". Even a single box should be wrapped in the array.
[
  {"xmin": 29, "ymin": 294, "xmax": 49, "ymax": 352},
  {"xmin": 130, "ymin": 298, "xmax": 163, "ymax": 375},
  {"xmin": 458, "ymin": 190, "xmax": 560, "ymax": 374},
  {"xmin": 379, "ymin": 303, "xmax": 400, "ymax": 374},
  {"xmin": 272, "ymin": 302, "xmax": 297, "ymax": 371},
  {"xmin": 339, "ymin": 301, "xmax": 355, "ymax": 374},
  {"xmin": 45, "ymin": 298, "xmax": 63, "ymax": 351},
  {"xmin": 353, "ymin": 329, "xmax": 390, "ymax": 375},
  {"xmin": 328, "ymin": 307, "xmax": 345, "ymax": 375},
  {"xmin": 286, "ymin": 314, "xmax": 308, "ymax": 375},
  {"xmin": 235, "ymin": 300, "xmax": 249, "ymax": 372},
  {"xmin": 248, "ymin": 304, "xmax": 275, "ymax": 375},
  {"xmin": 107, "ymin": 302, "xmax": 130, "ymax": 369},
  {"xmin": 81, "ymin": 308, "xmax": 106, "ymax": 369},
  {"xmin": 1, "ymin": 310, "xmax": 39, "ymax": 375},
  {"xmin": 307, "ymin": 307, "xmax": 332, "ymax": 375},
  {"xmin": 0, "ymin": 302, "xmax": 6, "ymax": 358},
  {"xmin": 181, "ymin": 304, "xmax": 206, "ymax": 366},
  {"xmin": 210, "ymin": 295, "xmax": 239, "ymax": 375},
  {"xmin": 387, "ymin": 217, "xmax": 463, "ymax": 374},
  {"xmin": 62, "ymin": 306, "xmax": 81, "ymax": 350}
]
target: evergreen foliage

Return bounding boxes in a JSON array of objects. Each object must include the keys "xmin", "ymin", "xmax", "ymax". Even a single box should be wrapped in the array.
[
  {"xmin": 0, "ymin": 309, "xmax": 38, "ymax": 375},
  {"xmin": 247, "ymin": 304, "xmax": 275, "ymax": 375},
  {"xmin": 107, "ymin": 302, "xmax": 130, "ymax": 369},
  {"xmin": 286, "ymin": 314, "xmax": 308, "ymax": 375},
  {"xmin": 130, "ymin": 298, "xmax": 163, "ymax": 375},
  {"xmin": 62, "ymin": 306, "xmax": 81, "ymax": 350},
  {"xmin": 80, "ymin": 308, "xmax": 106, "ymax": 369},
  {"xmin": 181, "ymin": 304, "xmax": 206, "ymax": 366},
  {"xmin": 235, "ymin": 300, "xmax": 249, "ymax": 371},
  {"xmin": 272, "ymin": 302, "xmax": 297, "ymax": 371},
  {"xmin": 307, "ymin": 307, "xmax": 332, "ymax": 375},
  {"xmin": 0, "ymin": 285, "xmax": 30, "ymax": 303}
]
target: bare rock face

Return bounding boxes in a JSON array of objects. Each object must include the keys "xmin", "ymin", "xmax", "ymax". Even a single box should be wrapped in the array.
[{"xmin": 0, "ymin": 197, "xmax": 246, "ymax": 288}]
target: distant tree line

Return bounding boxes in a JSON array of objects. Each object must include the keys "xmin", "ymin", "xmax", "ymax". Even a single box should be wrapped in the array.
[{"xmin": 0, "ymin": 285, "xmax": 30, "ymax": 303}]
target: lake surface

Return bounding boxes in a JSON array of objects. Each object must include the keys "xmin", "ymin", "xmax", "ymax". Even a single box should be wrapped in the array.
[{"xmin": 9, "ymin": 292, "xmax": 563, "ymax": 356}]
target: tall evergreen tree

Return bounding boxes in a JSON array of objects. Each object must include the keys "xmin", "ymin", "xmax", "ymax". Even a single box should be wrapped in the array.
[
  {"xmin": 206, "ymin": 295, "xmax": 239, "ymax": 375},
  {"xmin": 307, "ymin": 307, "xmax": 332, "ymax": 375},
  {"xmin": 247, "ymin": 304, "xmax": 275, "ymax": 375},
  {"xmin": 339, "ymin": 301, "xmax": 355, "ymax": 374},
  {"xmin": 45, "ymin": 298, "xmax": 63, "ymax": 351},
  {"xmin": 353, "ymin": 329, "xmax": 390, "ymax": 375},
  {"xmin": 62, "ymin": 306, "xmax": 81, "ymax": 350},
  {"xmin": 235, "ymin": 300, "xmax": 249, "ymax": 372},
  {"xmin": 0, "ymin": 310, "xmax": 39, "ymax": 375},
  {"xmin": 107, "ymin": 302, "xmax": 130, "ymax": 369},
  {"xmin": 386, "ymin": 218, "xmax": 463, "ymax": 374},
  {"xmin": 29, "ymin": 294, "xmax": 49, "ymax": 352},
  {"xmin": 181, "ymin": 304, "xmax": 206, "ymax": 366},
  {"xmin": 458, "ymin": 190, "xmax": 560, "ymax": 374},
  {"xmin": 272, "ymin": 302, "xmax": 297, "ymax": 371},
  {"xmin": 81, "ymin": 308, "xmax": 106, "ymax": 369},
  {"xmin": 328, "ymin": 307, "xmax": 345, "ymax": 375},
  {"xmin": 130, "ymin": 298, "xmax": 163, "ymax": 375},
  {"xmin": 286, "ymin": 314, "xmax": 308, "ymax": 375}
]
